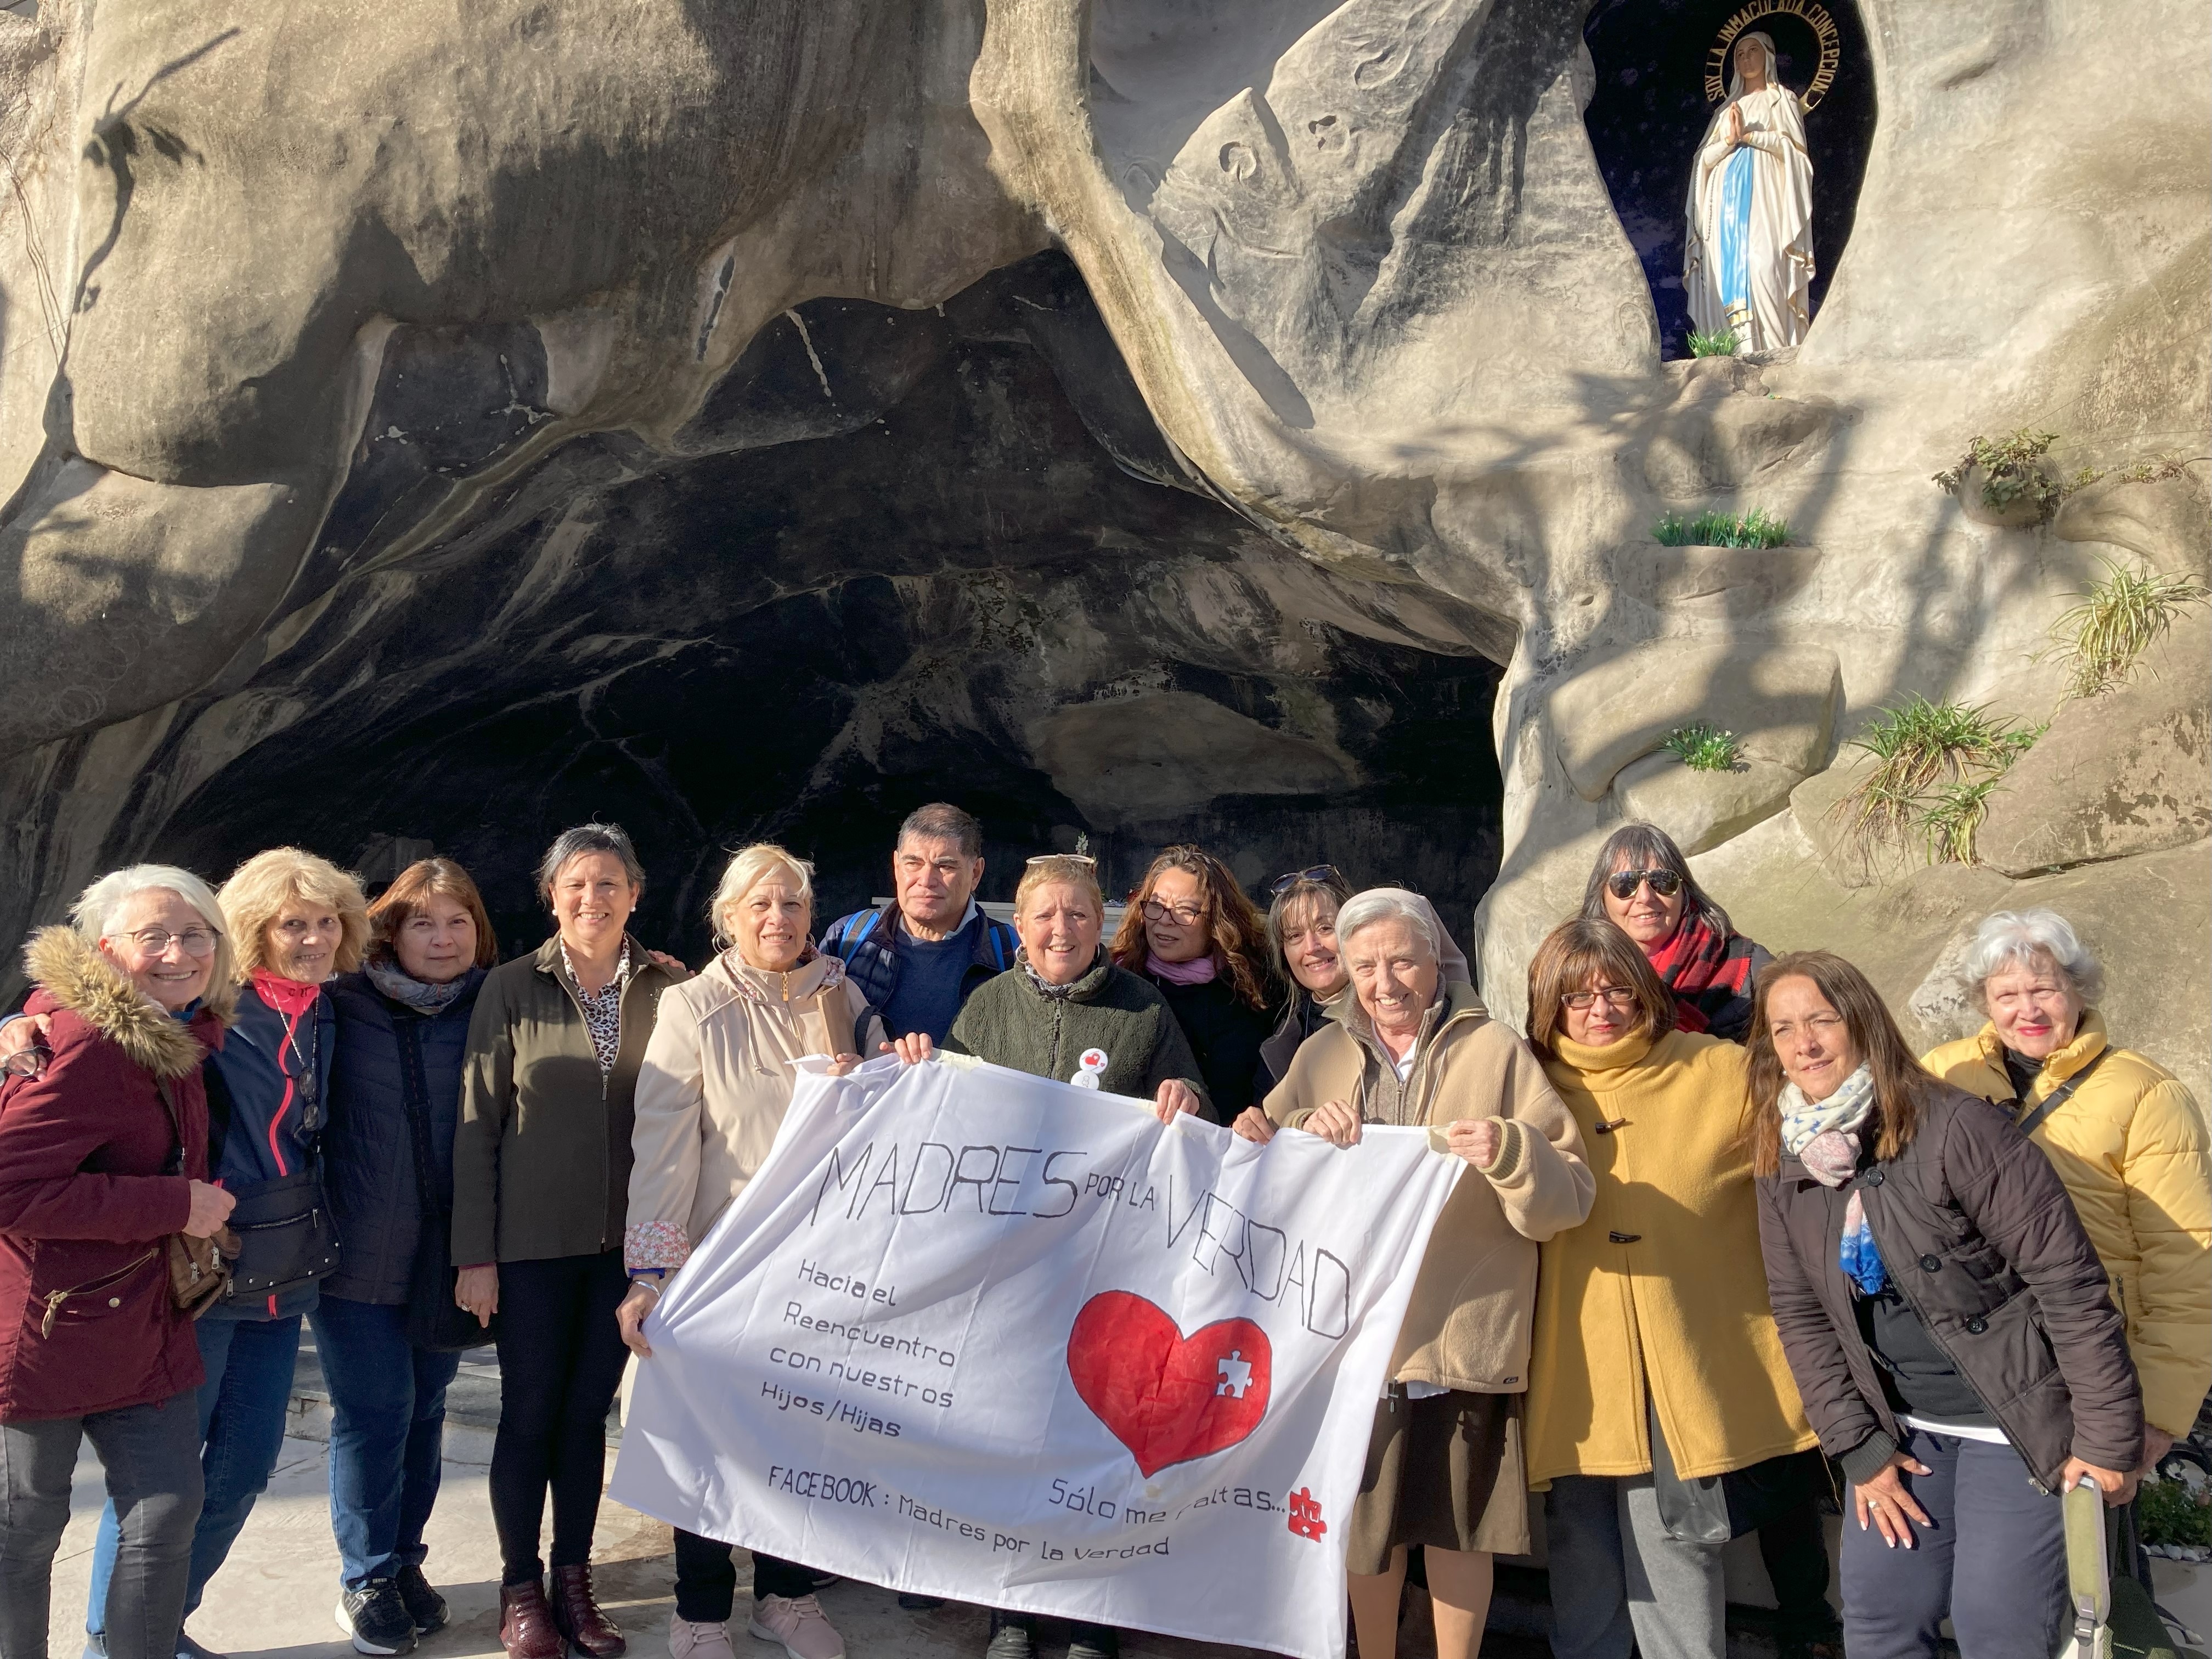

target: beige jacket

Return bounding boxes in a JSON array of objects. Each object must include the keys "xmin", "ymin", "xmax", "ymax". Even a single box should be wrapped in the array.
[
  {"xmin": 1265, "ymin": 981, "xmax": 1594, "ymax": 1393},
  {"xmin": 624, "ymin": 951, "xmax": 879, "ymax": 1271}
]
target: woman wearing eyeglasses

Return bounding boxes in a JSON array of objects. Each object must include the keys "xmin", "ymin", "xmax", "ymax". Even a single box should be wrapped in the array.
[
  {"xmin": 0, "ymin": 866, "xmax": 239, "ymax": 1659},
  {"xmin": 1578, "ymin": 824, "xmax": 1836, "ymax": 1656},
  {"xmin": 1523, "ymin": 918, "xmax": 1818, "ymax": 1659},
  {"xmin": 1107, "ymin": 846, "xmax": 1278, "ymax": 1124},
  {"xmin": 1581, "ymin": 823, "xmax": 1771, "ymax": 1042}
]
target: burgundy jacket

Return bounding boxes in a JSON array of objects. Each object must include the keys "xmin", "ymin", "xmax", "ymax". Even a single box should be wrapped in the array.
[{"xmin": 0, "ymin": 927, "xmax": 221, "ymax": 1422}]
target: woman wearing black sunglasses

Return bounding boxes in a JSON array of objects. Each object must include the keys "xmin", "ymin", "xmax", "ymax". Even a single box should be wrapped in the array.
[{"xmin": 1579, "ymin": 823, "xmax": 1773, "ymax": 1043}]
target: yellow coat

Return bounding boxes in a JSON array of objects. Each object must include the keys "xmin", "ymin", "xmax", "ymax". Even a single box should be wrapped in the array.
[
  {"xmin": 1923, "ymin": 1013, "xmax": 2212, "ymax": 1437},
  {"xmin": 1524, "ymin": 1027, "xmax": 1816, "ymax": 1485}
]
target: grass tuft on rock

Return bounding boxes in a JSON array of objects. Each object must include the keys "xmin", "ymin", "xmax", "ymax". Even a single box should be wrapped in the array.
[
  {"xmin": 2046, "ymin": 557, "xmax": 2210, "ymax": 698},
  {"xmin": 1660, "ymin": 723, "xmax": 1742, "ymax": 773},
  {"xmin": 1686, "ymin": 328, "xmax": 1740, "ymax": 358},
  {"xmin": 1839, "ymin": 696, "xmax": 2041, "ymax": 865},
  {"xmin": 1652, "ymin": 506, "xmax": 1790, "ymax": 549}
]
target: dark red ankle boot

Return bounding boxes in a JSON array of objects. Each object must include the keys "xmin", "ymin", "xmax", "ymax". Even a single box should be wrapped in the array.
[
  {"xmin": 551, "ymin": 1563, "xmax": 627, "ymax": 1658},
  {"xmin": 500, "ymin": 1581, "xmax": 563, "ymax": 1659}
]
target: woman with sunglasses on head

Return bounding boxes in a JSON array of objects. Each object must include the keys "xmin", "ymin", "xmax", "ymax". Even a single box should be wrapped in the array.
[
  {"xmin": 1522, "ymin": 918, "xmax": 1818, "ymax": 1659},
  {"xmin": 1581, "ymin": 823, "xmax": 1771, "ymax": 1042},
  {"xmin": 1577, "ymin": 825, "xmax": 1833, "ymax": 1657},
  {"xmin": 1107, "ymin": 845, "xmax": 1278, "ymax": 1125}
]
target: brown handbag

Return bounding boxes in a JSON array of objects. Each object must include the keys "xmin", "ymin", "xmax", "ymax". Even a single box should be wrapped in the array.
[{"xmin": 155, "ymin": 1076, "xmax": 237, "ymax": 1317}]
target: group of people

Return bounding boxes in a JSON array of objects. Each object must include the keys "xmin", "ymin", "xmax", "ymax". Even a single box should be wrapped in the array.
[{"xmin": 0, "ymin": 803, "xmax": 2202, "ymax": 1659}]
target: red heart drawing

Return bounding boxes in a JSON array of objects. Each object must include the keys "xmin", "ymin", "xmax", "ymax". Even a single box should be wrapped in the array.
[{"xmin": 1065, "ymin": 1290, "xmax": 1272, "ymax": 1478}]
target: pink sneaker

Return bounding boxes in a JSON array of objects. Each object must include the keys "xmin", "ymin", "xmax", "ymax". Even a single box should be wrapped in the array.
[
  {"xmin": 670, "ymin": 1615, "xmax": 736, "ymax": 1659},
  {"xmin": 747, "ymin": 1596, "xmax": 844, "ymax": 1659}
]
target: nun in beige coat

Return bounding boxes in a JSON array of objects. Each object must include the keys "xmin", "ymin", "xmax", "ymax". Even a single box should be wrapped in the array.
[{"xmin": 615, "ymin": 843, "xmax": 882, "ymax": 1659}]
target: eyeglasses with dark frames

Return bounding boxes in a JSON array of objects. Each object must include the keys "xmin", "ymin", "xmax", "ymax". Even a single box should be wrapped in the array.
[{"xmin": 1561, "ymin": 985, "xmax": 1639, "ymax": 1011}]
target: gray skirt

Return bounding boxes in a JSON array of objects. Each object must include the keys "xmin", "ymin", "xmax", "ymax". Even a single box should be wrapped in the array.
[{"xmin": 1345, "ymin": 1387, "xmax": 1528, "ymax": 1575}]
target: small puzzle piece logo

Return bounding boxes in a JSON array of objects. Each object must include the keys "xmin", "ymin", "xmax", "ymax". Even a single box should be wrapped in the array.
[
  {"xmin": 1286, "ymin": 1487, "xmax": 1326, "ymax": 1541},
  {"xmin": 1215, "ymin": 1350, "xmax": 1254, "ymax": 1398}
]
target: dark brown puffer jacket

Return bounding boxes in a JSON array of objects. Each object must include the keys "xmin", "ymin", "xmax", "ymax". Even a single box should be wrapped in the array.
[{"xmin": 1755, "ymin": 1081, "xmax": 2142, "ymax": 1491}]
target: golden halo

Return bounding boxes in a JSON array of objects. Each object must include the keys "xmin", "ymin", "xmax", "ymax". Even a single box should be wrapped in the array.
[{"xmin": 1705, "ymin": 0, "xmax": 1841, "ymax": 111}]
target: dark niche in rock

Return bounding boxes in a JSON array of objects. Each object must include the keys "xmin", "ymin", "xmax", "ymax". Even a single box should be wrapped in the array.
[
  {"xmin": 149, "ymin": 253, "xmax": 1504, "ymax": 963},
  {"xmin": 1582, "ymin": 0, "xmax": 1875, "ymax": 357}
]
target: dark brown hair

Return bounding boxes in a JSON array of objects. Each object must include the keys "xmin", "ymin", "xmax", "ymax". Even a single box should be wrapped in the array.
[
  {"xmin": 1745, "ymin": 950, "xmax": 1928, "ymax": 1177},
  {"xmin": 1525, "ymin": 917, "xmax": 1675, "ymax": 1056},
  {"xmin": 1110, "ymin": 844, "xmax": 1275, "ymax": 1012},
  {"xmin": 368, "ymin": 857, "xmax": 500, "ymax": 969}
]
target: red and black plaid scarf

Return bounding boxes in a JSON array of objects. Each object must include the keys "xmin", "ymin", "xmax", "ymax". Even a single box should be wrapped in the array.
[{"xmin": 1646, "ymin": 913, "xmax": 1764, "ymax": 1040}]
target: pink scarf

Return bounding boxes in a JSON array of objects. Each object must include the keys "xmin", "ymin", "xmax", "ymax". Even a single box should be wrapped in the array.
[{"xmin": 1147, "ymin": 951, "xmax": 1218, "ymax": 986}]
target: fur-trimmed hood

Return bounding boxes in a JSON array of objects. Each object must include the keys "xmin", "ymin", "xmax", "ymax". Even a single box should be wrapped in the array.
[{"xmin": 22, "ymin": 925, "xmax": 213, "ymax": 1079}]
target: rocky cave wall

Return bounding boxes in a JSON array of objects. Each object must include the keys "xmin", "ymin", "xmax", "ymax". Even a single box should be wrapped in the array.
[{"xmin": 0, "ymin": 0, "xmax": 2205, "ymax": 1097}]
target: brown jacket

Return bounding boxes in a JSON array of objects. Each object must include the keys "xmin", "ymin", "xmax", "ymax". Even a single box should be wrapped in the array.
[
  {"xmin": 1265, "ymin": 981, "xmax": 1593, "ymax": 1392},
  {"xmin": 1756, "ymin": 1081, "xmax": 2143, "ymax": 1491},
  {"xmin": 452, "ymin": 935, "xmax": 682, "ymax": 1266}
]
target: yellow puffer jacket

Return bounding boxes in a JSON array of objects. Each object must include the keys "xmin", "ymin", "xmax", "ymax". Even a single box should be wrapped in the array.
[{"xmin": 1923, "ymin": 1013, "xmax": 2212, "ymax": 1438}]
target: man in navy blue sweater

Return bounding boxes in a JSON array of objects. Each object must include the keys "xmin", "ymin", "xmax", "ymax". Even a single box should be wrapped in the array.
[{"xmin": 817, "ymin": 803, "xmax": 1018, "ymax": 1049}]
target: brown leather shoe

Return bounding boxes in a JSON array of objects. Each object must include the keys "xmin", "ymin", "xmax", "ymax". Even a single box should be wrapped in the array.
[
  {"xmin": 500, "ymin": 1581, "xmax": 563, "ymax": 1659},
  {"xmin": 551, "ymin": 1563, "xmax": 627, "ymax": 1658}
]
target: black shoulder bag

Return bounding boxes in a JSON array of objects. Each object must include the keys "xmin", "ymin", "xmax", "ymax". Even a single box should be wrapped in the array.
[{"xmin": 398, "ymin": 1013, "xmax": 498, "ymax": 1351}]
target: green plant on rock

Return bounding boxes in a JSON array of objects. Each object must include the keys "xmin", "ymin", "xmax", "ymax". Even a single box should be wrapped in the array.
[
  {"xmin": 2119, "ymin": 452, "xmax": 2194, "ymax": 484},
  {"xmin": 2045, "ymin": 557, "xmax": 2211, "ymax": 698},
  {"xmin": 1839, "ymin": 696, "xmax": 2041, "ymax": 865},
  {"xmin": 1686, "ymin": 328, "xmax": 1740, "ymax": 358},
  {"xmin": 1660, "ymin": 723, "xmax": 1742, "ymax": 773},
  {"xmin": 1931, "ymin": 428, "xmax": 2072, "ymax": 520},
  {"xmin": 1652, "ymin": 506, "xmax": 1790, "ymax": 549}
]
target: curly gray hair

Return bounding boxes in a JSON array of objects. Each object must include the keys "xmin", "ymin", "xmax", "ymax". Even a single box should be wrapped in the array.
[{"xmin": 1960, "ymin": 909, "xmax": 2105, "ymax": 1007}]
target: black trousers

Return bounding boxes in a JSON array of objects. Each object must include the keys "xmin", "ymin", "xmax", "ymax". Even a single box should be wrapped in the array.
[
  {"xmin": 673, "ymin": 1530, "xmax": 812, "ymax": 1622},
  {"xmin": 1758, "ymin": 1494, "xmax": 1839, "ymax": 1641},
  {"xmin": 488, "ymin": 1250, "xmax": 631, "ymax": 1584}
]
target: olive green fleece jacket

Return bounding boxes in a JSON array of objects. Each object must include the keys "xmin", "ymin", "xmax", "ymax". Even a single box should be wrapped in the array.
[
  {"xmin": 945, "ymin": 952, "xmax": 1207, "ymax": 1109},
  {"xmin": 452, "ymin": 935, "xmax": 683, "ymax": 1265}
]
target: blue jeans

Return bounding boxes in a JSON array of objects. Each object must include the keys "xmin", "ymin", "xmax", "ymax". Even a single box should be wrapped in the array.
[
  {"xmin": 309, "ymin": 1295, "xmax": 462, "ymax": 1589},
  {"xmin": 1839, "ymin": 1427, "xmax": 2066, "ymax": 1658},
  {"xmin": 84, "ymin": 1314, "xmax": 302, "ymax": 1637}
]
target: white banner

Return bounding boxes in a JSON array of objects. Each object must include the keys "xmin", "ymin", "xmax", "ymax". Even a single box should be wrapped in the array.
[{"xmin": 609, "ymin": 1053, "xmax": 1462, "ymax": 1659}]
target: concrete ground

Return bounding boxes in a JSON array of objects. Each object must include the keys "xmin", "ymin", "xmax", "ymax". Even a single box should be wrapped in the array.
[{"xmin": 30, "ymin": 1329, "xmax": 2211, "ymax": 1659}]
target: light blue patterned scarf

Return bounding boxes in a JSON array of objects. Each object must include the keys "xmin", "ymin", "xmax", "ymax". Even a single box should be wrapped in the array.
[{"xmin": 1779, "ymin": 1064, "xmax": 1888, "ymax": 1295}]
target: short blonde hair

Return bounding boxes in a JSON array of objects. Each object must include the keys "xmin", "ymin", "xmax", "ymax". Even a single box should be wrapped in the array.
[
  {"xmin": 1016, "ymin": 856, "xmax": 1104, "ymax": 916},
  {"xmin": 219, "ymin": 848, "xmax": 369, "ymax": 980},
  {"xmin": 71, "ymin": 864, "xmax": 240, "ymax": 1023},
  {"xmin": 711, "ymin": 843, "xmax": 815, "ymax": 947}
]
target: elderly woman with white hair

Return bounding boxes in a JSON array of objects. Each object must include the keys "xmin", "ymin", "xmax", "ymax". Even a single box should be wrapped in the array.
[
  {"xmin": 1240, "ymin": 888, "xmax": 1593, "ymax": 1659},
  {"xmin": 618, "ymin": 844, "xmax": 882, "ymax": 1659},
  {"xmin": 0, "ymin": 866, "xmax": 239, "ymax": 1659},
  {"xmin": 1923, "ymin": 909, "xmax": 2210, "ymax": 1473}
]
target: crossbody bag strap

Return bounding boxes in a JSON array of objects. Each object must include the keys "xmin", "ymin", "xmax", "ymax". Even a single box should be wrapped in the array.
[
  {"xmin": 154, "ymin": 1074, "xmax": 187, "ymax": 1175},
  {"xmin": 2014, "ymin": 1047, "xmax": 2111, "ymax": 1140}
]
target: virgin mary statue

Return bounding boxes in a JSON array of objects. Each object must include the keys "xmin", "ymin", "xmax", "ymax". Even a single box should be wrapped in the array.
[{"xmin": 1684, "ymin": 31, "xmax": 1814, "ymax": 352}]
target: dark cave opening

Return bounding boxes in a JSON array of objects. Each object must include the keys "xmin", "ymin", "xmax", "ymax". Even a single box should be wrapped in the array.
[
  {"xmin": 153, "ymin": 253, "xmax": 1507, "ymax": 965},
  {"xmin": 1582, "ymin": 0, "xmax": 1875, "ymax": 358}
]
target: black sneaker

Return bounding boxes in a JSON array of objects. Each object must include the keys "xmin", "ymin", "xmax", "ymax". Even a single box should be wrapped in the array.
[
  {"xmin": 1065, "ymin": 1624, "xmax": 1120, "ymax": 1659},
  {"xmin": 983, "ymin": 1612, "xmax": 1034, "ymax": 1659},
  {"xmin": 395, "ymin": 1566, "xmax": 448, "ymax": 1636},
  {"xmin": 82, "ymin": 1637, "xmax": 108, "ymax": 1659},
  {"xmin": 897, "ymin": 1595, "xmax": 945, "ymax": 1612},
  {"xmin": 176, "ymin": 1635, "xmax": 228, "ymax": 1659},
  {"xmin": 336, "ymin": 1581, "xmax": 419, "ymax": 1656}
]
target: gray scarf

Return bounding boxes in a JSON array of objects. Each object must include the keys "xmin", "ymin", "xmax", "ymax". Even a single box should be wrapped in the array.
[{"xmin": 365, "ymin": 956, "xmax": 472, "ymax": 1015}]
